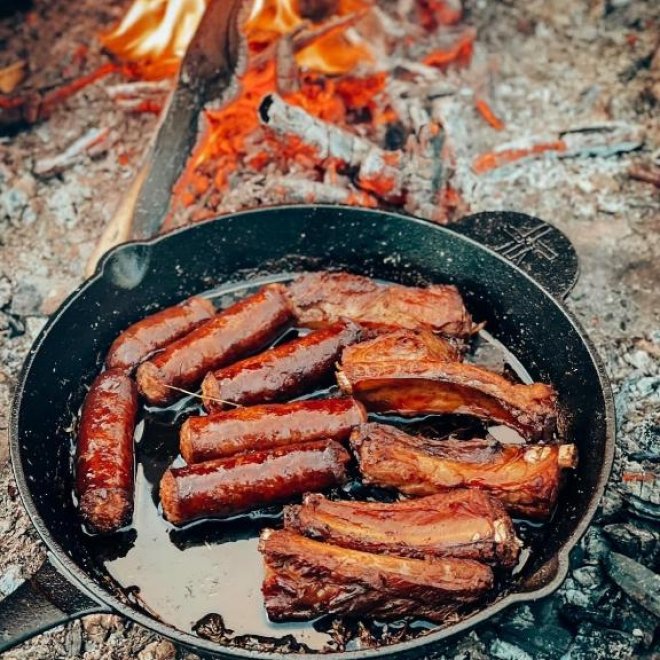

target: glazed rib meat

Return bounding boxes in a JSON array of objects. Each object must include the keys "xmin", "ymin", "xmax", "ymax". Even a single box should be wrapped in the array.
[
  {"xmin": 180, "ymin": 398, "xmax": 366, "ymax": 464},
  {"xmin": 287, "ymin": 271, "xmax": 474, "ymax": 338},
  {"xmin": 260, "ymin": 529, "xmax": 493, "ymax": 623},
  {"xmin": 202, "ymin": 320, "xmax": 364, "ymax": 411},
  {"xmin": 338, "ymin": 359, "xmax": 557, "ymax": 440},
  {"xmin": 284, "ymin": 491, "xmax": 520, "ymax": 568},
  {"xmin": 341, "ymin": 328, "xmax": 462, "ymax": 364},
  {"xmin": 351, "ymin": 424, "xmax": 577, "ymax": 519}
]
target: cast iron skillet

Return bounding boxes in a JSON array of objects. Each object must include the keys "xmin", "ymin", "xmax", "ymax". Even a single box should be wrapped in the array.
[{"xmin": 1, "ymin": 206, "xmax": 614, "ymax": 657}]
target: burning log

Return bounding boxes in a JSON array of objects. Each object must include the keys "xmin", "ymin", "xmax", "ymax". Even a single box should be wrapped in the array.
[
  {"xmin": 264, "ymin": 177, "xmax": 378, "ymax": 206},
  {"xmin": 105, "ymin": 80, "xmax": 171, "ymax": 114},
  {"xmin": 473, "ymin": 122, "xmax": 645, "ymax": 174},
  {"xmin": 298, "ymin": 0, "xmax": 339, "ymax": 22}
]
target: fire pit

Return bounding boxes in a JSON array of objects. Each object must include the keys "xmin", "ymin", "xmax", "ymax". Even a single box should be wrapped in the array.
[{"xmin": 0, "ymin": 0, "xmax": 658, "ymax": 657}]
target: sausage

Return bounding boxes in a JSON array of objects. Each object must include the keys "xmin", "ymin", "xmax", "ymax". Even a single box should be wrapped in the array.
[
  {"xmin": 106, "ymin": 296, "xmax": 215, "ymax": 372},
  {"xmin": 160, "ymin": 439, "xmax": 350, "ymax": 525},
  {"xmin": 76, "ymin": 369, "xmax": 138, "ymax": 533},
  {"xmin": 180, "ymin": 398, "xmax": 366, "ymax": 463},
  {"xmin": 136, "ymin": 284, "xmax": 293, "ymax": 406},
  {"xmin": 201, "ymin": 320, "xmax": 364, "ymax": 412}
]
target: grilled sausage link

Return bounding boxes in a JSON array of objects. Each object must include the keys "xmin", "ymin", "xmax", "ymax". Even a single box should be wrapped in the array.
[
  {"xmin": 137, "ymin": 285, "xmax": 292, "ymax": 406},
  {"xmin": 76, "ymin": 369, "xmax": 138, "ymax": 533},
  {"xmin": 106, "ymin": 296, "xmax": 215, "ymax": 372},
  {"xmin": 201, "ymin": 320, "xmax": 364, "ymax": 412},
  {"xmin": 180, "ymin": 398, "xmax": 366, "ymax": 464},
  {"xmin": 160, "ymin": 440, "xmax": 350, "ymax": 525}
]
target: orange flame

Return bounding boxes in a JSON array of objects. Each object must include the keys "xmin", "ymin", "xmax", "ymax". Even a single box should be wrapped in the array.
[
  {"xmin": 101, "ymin": 0, "xmax": 207, "ymax": 78},
  {"xmin": 102, "ymin": 0, "xmax": 372, "ymax": 78}
]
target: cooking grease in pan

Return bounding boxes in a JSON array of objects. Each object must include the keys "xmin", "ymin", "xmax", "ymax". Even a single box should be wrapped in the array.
[{"xmin": 81, "ymin": 275, "xmax": 551, "ymax": 653}]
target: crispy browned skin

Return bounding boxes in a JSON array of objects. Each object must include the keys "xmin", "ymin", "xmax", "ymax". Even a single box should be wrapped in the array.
[
  {"xmin": 342, "ymin": 328, "xmax": 461, "ymax": 365},
  {"xmin": 350, "ymin": 424, "xmax": 577, "ymax": 519},
  {"xmin": 284, "ymin": 491, "xmax": 520, "ymax": 568},
  {"xmin": 105, "ymin": 296, "xmax": 216, "ymax": 372},
  {"xmin": 202, "ymin": 320, "xmax": 364, "ymax": 411},
  {"xmin": 136, "ymin": 285, "xmax": 292, "ymax": 406},
  {"xmin": 180, "ymin": 398, "xmax": 366, "ymax": 463},
  {"xmin": 338, "ymin": 359, "xmax": 557, "ymax": 440},
  {"xmin": 260, "ymin": 529, "xmax": 493, "ymax": 622},
  {"xmin": 287, "ymin": 271, "xmax": 474, "ymax": 337},
  {"xmin": 160, "ymin": 440, "xmax": 350, "ymax": 525},
  {"xmin": 76, "ymin": 369, "xmax": 137, "ymax": 533}
]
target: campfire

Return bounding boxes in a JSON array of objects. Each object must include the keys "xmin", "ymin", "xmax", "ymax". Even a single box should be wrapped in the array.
[{"xmin": 1, "ymin": 0, "xmax": 646, "ymax": 268}]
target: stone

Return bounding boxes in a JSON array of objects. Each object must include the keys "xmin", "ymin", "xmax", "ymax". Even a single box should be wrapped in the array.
[
  {"xmin": 604, "ymin": 552, "xmax": 660, "ymax": 618},
  {"xmin": 137, "ymin": 639, "xmax": 177, "ymax": 660},
  {"xmin": 9, "ymin": 282, "xmax": 43, "ymax": 317}
]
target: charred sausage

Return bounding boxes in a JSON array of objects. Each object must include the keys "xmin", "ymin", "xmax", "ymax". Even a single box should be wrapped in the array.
[
  {"xmin": 137, "ymin": 285, "xmax": 292, "ymax": 406},
  {"xmin": 76, "ymin": 369, "xmax": 138, "ymax": 533},
  {"xmin": 160, "ymin": 439, "xmax": 350, "ymax": 525},
  {"xmin": 180, "ymin": 398, "xmax": 366, "ymax": 463},
  {"xmin": 106, "ymin": 296, "xmax": 215, "ymax": 372},
  {"xmin": 201, "ymin": 320, "xmax": 364, "ymax": 412}
]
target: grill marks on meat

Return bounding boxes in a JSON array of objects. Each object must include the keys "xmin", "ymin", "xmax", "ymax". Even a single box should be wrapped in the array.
[
  {"xmin": 341, "ymin": 328, "xmax": 462, "ymax": 364},
  {"xmin": 160, "ymin": 440, "xmax": 350, "ymax": 525},
  {"xmin": 260, "ymin": 529, "xmax": 494, "ymax": 623},
  {"xmin": 76, "ymin": 369, "xmax": 138, "ymax": 534},
  {"xmin": 287, "ymin": 272, "xmax": 474, "ymax": 338},
  {"xmin": 202, "ymin": 320, "xmax": 364, "ymax": 411},
  {"xmin": 284, "ymin": 491, "xmax": 521, "ymax": 568},
  {"xmin": 180, "ymin": 398, "xmax": 366, "ymax": 464},
  {"xmin": 105, "ymin": 296, "xmax": 216, "ymax": 373},
  {"xmin": 136, "ymin": 285, "xmax": 293, "ymax": 406},
  {"xmin": 338, "ymin": 359, "xmax": 557, "ymax": 440},
  {"xmin": 351, "ymin": 424, "xmax": 577, "ymax": 519}
]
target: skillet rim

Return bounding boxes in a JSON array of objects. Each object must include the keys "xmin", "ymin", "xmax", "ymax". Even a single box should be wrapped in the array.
[{"xmin": 9, "ymin": 204, "xmax": 616, "ymax": 659}]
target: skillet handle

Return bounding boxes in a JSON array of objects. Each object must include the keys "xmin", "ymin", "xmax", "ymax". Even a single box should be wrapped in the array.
[
  {"xmin": 450, "ymin": 211, "xmax": 579, "ymax": 298},
  {"xmin": 0, "ymin": 556, "xmax": 109, "ymax": 652}
]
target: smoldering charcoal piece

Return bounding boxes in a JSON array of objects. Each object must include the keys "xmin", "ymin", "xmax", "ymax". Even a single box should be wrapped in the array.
[
  {"xmin": 160, "ymin": 440, "xmax": 350, "ymax": 525},
  {"xmin": 201, "ymin": 320, "xmax": 364, "ymax": 412},
  {"xmin": 105, "ymin": 296, "xmax": 216, "ymax": 372},
  {"xmin": 136, "ymin": 284, "xmax": 293, "ymax": 406},
  {"xmin": 341, "ymin": 328, "xmax": 462, "ymax": 364},
  {"xmin": 337, "ymin": 359, "xmax": 557, "ymax": 440},
  {"xmin": 350, "ymin": 424, "xmax": 577, "ymax": 519},
  {"xmin": 76, "ymin": 369, "xmax": 138, "ymax": 534},
  {"xmin": 287, "ymin": 271, "xmax": 474, "ymax": 338},
  {"xmin": 259, "ymin": 529, "xmax": 494, "ymax": 622},
  {"xmin": 284, "ymin": 490, "xmax": 521, "ymax": 567},
  {"xmin": 180, "ymin": 398, "xmax": 366, "ymax": 464}
]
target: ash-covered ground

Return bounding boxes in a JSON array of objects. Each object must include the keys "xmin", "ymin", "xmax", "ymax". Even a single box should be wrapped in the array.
[{"xmin": 0, "ymin": 0, "xmax": 658, "ymax": 658}]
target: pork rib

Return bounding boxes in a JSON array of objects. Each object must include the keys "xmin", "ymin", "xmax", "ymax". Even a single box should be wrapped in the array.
[
  {"xmin": 287, "ymin": 271, "xmax": 474, "ymax": 338},
  {"xmin": 284, "ymin": 491, "xmax": 521, "ymax": 567},
  {"xmin": 350, "ymin": 423, "xmax": 577, "ymax": 519},
  {"xmin": 338, "ymin": 359, "xmax": 557, "ymax": 440},
  {"xmin": 260, "ymin": 529, "xmax": 493, "ymax": 623}
]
